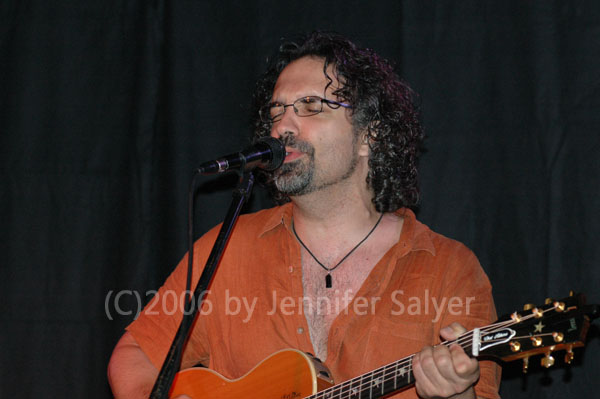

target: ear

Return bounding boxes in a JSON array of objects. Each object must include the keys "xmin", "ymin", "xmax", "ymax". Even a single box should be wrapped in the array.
[
  {"xmin": 358, "ymin": 121, "xmax": 378, "ymax": 157},
  {"xmin": 358, "ymin": 132, "xmax": 370, "ymax": 157}
]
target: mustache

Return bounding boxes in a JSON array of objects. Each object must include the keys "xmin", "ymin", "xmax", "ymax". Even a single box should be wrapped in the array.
[{"xmin": 281, "ymin": 135, "xmax": 314, "ymax": 155}]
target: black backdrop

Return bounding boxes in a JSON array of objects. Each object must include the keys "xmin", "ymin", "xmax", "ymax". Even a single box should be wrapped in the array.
[{"xmin": 1, "ymin": 1, "xmax": 599, "ymax": 398}]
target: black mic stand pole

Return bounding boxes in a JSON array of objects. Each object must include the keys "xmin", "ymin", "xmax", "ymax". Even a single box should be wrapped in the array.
[{"xmin": 149, "ymin": 169, "xmax": 255, "ymax": 399}]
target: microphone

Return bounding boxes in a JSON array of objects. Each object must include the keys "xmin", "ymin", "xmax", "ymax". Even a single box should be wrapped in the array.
[{"xmin": 197, "ymin": 137, "xmax": 285, "ymax": 175}]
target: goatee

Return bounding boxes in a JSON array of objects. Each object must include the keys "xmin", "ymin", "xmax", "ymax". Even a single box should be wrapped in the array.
[{"xmin": 273, "ymin": 136, "xmax": 316, "ymax": 195}]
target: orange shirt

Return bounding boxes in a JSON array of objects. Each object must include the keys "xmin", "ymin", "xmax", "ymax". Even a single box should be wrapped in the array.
[{"xmin": 128, "ymin": 204, "xmax": 501, "ymax": 399}]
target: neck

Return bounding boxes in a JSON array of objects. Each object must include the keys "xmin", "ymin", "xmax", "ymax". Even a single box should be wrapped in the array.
[{"xmin": 290, "ymin": 186, "xmax": 380, "ymax": 242}]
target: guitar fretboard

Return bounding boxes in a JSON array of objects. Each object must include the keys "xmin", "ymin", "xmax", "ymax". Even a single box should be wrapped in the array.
[
  {"xmin": 309, "ymin": 355, "xmax": 415, "ymax": 399},
  {"xmin": 307, "ymin": 333, "xmax": 476, "ymax": 399}
]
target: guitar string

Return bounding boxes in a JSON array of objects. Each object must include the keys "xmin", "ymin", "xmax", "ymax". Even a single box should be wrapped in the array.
[
  {"xmin": 308, "ymin": 308, "xmax": 558, "ymax": 399},
  {"xmin": 308, "ymin": 320, "xmax": 513, "ymax": 399}
]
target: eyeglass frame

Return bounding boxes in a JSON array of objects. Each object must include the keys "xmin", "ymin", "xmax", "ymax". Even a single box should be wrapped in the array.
[{"xmin": 264, "ymin": 95, "xmax": 352, "ymax": 123}]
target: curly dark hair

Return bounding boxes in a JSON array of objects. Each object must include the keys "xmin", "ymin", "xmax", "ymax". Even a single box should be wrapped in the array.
[{"xmin": 252, "ymin": 31, "xmax": 424, "ymax": 212}]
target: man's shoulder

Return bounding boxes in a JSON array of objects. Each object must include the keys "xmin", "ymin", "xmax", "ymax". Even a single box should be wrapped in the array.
[
  {"xmin": 422, "ymin": 222, "xmax": 475, "ymax": 256},
  {"xmin": 404, "ymin": 209, "xmax": 478, "ymax": 262},
  {"xmin": 403, "ymin": 213, "xmax": 491, "ymax": 290}
]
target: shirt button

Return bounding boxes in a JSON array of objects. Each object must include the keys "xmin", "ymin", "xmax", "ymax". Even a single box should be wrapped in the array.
[
  {"xmin": 289, "ymin": 266, "xmax": 294, "ymax": 273},
  {"xmin": 297, "ymin": 327, "xmax": 304, "ymax": 334}
]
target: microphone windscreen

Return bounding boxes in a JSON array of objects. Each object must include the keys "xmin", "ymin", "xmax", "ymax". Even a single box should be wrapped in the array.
[{"xmin": 257, "ymin": 137, "xmax": 285, "ymax": 171}]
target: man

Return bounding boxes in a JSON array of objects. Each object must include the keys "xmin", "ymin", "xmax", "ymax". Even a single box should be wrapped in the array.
[{"xmin": 108, "ymin": 32, "xmax": 500, "ymax": 399}]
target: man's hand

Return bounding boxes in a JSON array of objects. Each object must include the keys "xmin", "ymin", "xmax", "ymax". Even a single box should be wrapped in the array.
[{"xmin": 412, "ymin": 323, "xmax": 479, "ymax": 399}]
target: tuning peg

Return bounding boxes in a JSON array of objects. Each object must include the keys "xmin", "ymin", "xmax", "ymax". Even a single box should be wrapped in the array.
[
  {"xmin": 553, "ymin": 301, "xmax": 566, "ymax": 312},
  {"xmin": 523, "ymin": 303, "xmax": 535, "ymax": 311},
  {"xmin": 531, "ymin": 336, "xmax": 543, "ymax": 347},
  {"xmin": 510, "ymin": 341, "xmax": 521, "ymax": 352},
  {"xmin": 569, "ymin": 290, "xmax": 575, "ymax": 297},
  {"xmin": 565, "ymin": 345, "xmax": 574, "ymax": 364},
  {"xmin": 522, "ymin": 357, "xmax": 529, "ymax": 373},
  {"xmin": 545, "ymin": 297, "xmax": 553, "ymax": 305},
  {"xmin": 552, "ymin": 332, "xmax": 564, "ymax": 343},
  {"xmin": 541, "ymin": 353, "xmax": 555, "ymax": 368}
]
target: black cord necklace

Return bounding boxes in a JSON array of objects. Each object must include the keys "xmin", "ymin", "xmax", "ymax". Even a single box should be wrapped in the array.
[{"xmin": 292, "ymin": 213, "xmax": 384, "ymax": 288}]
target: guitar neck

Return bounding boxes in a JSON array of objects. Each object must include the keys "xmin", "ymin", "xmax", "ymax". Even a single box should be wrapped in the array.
[
  {"xmin": 306, "ymin": 332, "xmax": 478, "ymax": 399},
  {"xmin": 307, "ymin": 354, "xmax": 416, "ymax": 399}
]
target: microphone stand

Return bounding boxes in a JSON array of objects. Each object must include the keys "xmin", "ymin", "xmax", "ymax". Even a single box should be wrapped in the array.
[{"xmin": 149, "ymin": 169, "xmax": 255, "ymax": 399}]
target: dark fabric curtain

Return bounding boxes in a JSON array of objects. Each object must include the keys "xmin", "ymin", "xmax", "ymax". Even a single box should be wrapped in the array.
[{"xmin": 1, "ymin": 1, "xmax": 598, "ymax": 398}]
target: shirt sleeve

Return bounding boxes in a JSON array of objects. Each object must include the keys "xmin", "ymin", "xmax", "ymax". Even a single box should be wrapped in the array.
[
  {"xmin": 436, "ymin": 243, "xmax": 501, "ymax": 399},
  {"xmin": 126, "ymin": 225, "xmax": 221, "ymax": 370}
]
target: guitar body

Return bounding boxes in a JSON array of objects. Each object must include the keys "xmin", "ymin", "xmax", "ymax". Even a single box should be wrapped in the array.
[{"xmin": 169, "ymin": 349, "xmax": 334, "ymax": 399}]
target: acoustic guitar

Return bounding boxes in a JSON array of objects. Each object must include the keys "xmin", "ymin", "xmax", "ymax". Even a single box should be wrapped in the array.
[{"xmin": 169, "ymin": 293, "xmax": 598, "ymax": 399}]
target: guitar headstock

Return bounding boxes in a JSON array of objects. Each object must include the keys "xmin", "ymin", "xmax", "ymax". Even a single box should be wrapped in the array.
[{"xmin": 474, "ymin": 292, "xmax": 598, "ymax": 372}]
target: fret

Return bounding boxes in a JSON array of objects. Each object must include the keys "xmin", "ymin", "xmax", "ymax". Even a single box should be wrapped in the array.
[
  {"xmin": 374, "ymin": 376, "xmax": 383, "ymax": 393},
  {"xmin": 348, "ymin": 377, "xmax": 359, "ymax": 399},
  {"xmin": 381, "ymin": 364, "xmax": 389, "ymax": 396},
  {"xmin": 348, "ymin": 376, "xmax": 362, "ymax": 399},
  {"xmin": 381, "ymin": 363, "xmax": 397, "ymax": 398},
  {"xmin": 337, "ymin": 378, "xmax": 351, "ymax": 399},
  {"xmin": 366, "ymin": 367, "xmax": 384, "ymax": 399},
  {"xmin": 357, "ymin": 374, "xmax": 368, "ymax": 399},
  {"xmin": 358, "ymin": 358, "xmax": 410, "ymax": 399}
]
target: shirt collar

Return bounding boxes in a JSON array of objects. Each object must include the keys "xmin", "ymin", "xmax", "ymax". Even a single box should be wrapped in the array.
[
  {"xmin": 258, "ymin": 203, "xmax": 436, "ymax": 257},
  {"xmin": 394, "ymin": 208, "xmax": 437, "ymax": 257},
  {"xmin": 258, "ymin": 202, "xmax": 293, "ymax": 237}
]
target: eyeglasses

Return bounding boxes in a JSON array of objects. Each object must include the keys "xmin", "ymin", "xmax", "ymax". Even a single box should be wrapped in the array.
[{"xmin": 266, "ymin": 96, "xmax": 352, "ymax": 122}]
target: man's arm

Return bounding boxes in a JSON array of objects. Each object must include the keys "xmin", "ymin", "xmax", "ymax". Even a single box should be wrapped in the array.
[
  {"xmin": 108, "ymin": 332, "xmax": 193, "ymax": 399},
  {"xmin": 108, "ymin": 331, "xmax": 160, "ymax": 399}
]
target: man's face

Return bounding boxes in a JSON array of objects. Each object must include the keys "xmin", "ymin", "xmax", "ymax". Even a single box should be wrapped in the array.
[{"xmin": 269, "ymin": 56, "xmax": 361, "ymax": 196}]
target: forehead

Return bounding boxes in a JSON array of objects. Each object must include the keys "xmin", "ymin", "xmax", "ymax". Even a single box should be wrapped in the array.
[{"xmin": 272, "ymin": 56, "xmax": 339, "ymax": 100}]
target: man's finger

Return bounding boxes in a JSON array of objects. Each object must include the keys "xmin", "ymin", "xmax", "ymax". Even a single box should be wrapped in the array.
[{"xmin": 440, "ymin": 322, "xmax": 467, "ymax": 340}]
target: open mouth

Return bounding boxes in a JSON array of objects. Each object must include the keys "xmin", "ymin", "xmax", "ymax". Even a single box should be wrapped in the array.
[{"xmin": 284, "ymin": 148, "xmax": 303, "ymax": 162}]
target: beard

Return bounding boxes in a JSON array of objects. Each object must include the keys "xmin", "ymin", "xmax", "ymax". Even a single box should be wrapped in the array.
[
  {"xmin": 273, "ymin": 136, "xmax": 316, "ymax": 195},
  {"xmin": 273, "ymin": 135, "xmax": 359, "ymax": 196}
]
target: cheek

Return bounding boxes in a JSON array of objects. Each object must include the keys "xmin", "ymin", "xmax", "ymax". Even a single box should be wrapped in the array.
[{"xmin": 314, "ymin": 137, "xmax": 354, "ymax": 171}]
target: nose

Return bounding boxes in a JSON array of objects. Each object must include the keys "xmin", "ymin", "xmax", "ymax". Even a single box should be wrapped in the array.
[{"xmin": 270, "ymin": 105, "xmax": 299, "ymax": 139}]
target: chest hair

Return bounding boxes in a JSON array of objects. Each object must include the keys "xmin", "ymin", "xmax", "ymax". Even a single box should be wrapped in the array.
[
  {"xmin": 298, "ymin": 215, "xmax": 403, "ymax": 361},
  {"xmin": 301, "ymin": 248, "xmax": 380, "ymax": 361}
]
